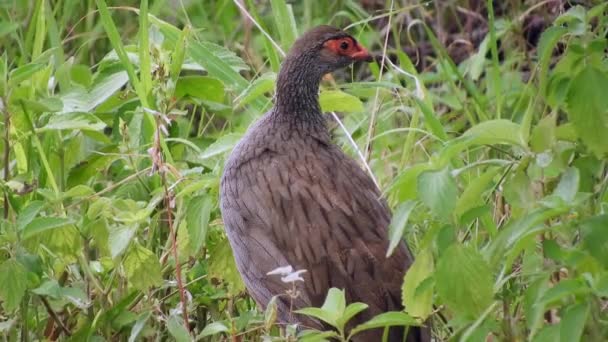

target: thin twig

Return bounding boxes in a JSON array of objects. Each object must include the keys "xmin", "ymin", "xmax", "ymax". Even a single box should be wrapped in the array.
[{"xmin": 39, "ymin": 296, "xmax": 71, "ymax": 337}]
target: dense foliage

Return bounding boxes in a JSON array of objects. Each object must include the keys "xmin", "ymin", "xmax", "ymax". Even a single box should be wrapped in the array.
[{"xmin": 0, "ymin": 0, "xmax": 607, "ymax": 341}]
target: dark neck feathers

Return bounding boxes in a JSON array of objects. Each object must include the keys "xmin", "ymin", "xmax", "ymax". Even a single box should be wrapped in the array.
[{"xmin": 273, "ymin": 50, "xmax": 325, "ymax": 125}]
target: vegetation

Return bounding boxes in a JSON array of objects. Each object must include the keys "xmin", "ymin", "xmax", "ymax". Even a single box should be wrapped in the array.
[{"xmin": 1, "ymin": 0, "xmax": 607, "ymax": 340}]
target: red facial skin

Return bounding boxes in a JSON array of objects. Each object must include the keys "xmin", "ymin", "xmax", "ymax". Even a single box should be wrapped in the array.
[{"xmin": 323, "ymin": 37, "xmax": 373, "ymax": 62}]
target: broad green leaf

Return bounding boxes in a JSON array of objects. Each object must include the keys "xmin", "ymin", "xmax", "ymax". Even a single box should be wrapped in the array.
[
  {"xmin": 337, "ymin": 303, "xmax": 369, "ymax": 330},
  {"xmin": 537, "ymin": 27, "xmax": 568, "ymax": 93},
  {"xmin": 16, "ymin": 201, "xmax": 45, "ymax": 231},
  {"xmin": 463, "ymin": 119, "xmax": 526, "ymax": 147},
  {"xmin": 199, "ymin": 133, "xmax": 242, "ymax": 160},
  {"xmin": 295, "ymin": 307, "xmax": 337, "ymax": 328},
  {"xmin": 22, "ymin": 97, "xmax": 63, "ymax": 113},
  {"xmin": 296, "ymin": 288, "xmax": 346, "ymax": 329},
  {"xmin": 123, "ymin": 243, "xmax": 162, "ymax": 291},
  {"xmin": 0, "ymin": 22, "xmax": 18, "ymax": 38},
  {"xmin": 350, "ymin": 311, "xmax": 419, "ymax": 337},
  {"xmin": 208, "ymin": 239, "xmax": 245, "ymax": 295},
  {"xmin": 553, "ymin": 167, "xmax": 579, "ymax": 203},
  {"xmin": 59, "ymin": 71, "xmax": 128, "ymax": 114},
  {"xmin": 186, "ymin": 195, "xmax": 213, "ymax": 256},
  {"xmin": 264, "ymin": 296, "xmax": 278, "ymax": 331},
  {"xmin": 530, "ymin": 114, "xmax": 556, "ymax": 152},
  {"xmin": 319, "ymin": 90, "xmax": 364, "ymax": 113},
  {"xmin": 175, "ymin": 76, "xmax": 225, "ymax": 103},
  {"xmin": 417, "ymin": 167, "xmax": 458, "ymax": 221},
  {"xmin": 386, "ymin": 201, "xmax": 417, "ymax": 257},
  {"xmin": 560, "ymin": 302, "xmax": 588, "ymax": 342},
  {"xmin": 402, "ymin": 248, "xmax": 434, "ymax": 320},
  {"xmin": 524, "ymin": 275, "xmax": 550, "ymax": 335},
  {"xmin": 436, "ymin": 244, "xmax": 494, "ymax": 319},
  {"xmin": 198, "ymin": 321, "xmax": 229, "ymax": 338},
  {"xmin": 539, "ymin": 279, "xmax": 589, "ymax": 305},
  {"xmin": 297, "ymin": 330, "xmax": 339, "ymax": 342},
  {"xmin": 580, "ymin": 215, "xmax": 608, "ymax": 268},
  {"xmin": 235, "ymin": 72, "xmax": 275, "ymax": 108},
  {"xmin": 22, "ymin": 217, "xmax": 72, "ymax": 240},
  {"xmin": 0, "ymin": 260, "xmax": 28, "ymax": 311},
  {"xmin": 388, "ymin": 163, "xmax": 433, "ymax": 202},
  {"xmin": 532, "ymin": 324, "xmax": 560, "ymax": 342},
  {"xmin": 41, "ymin": 112, "xmax": 107, "ymax": 131},
  {"xmin": 108, "ymin": 225, "xmax": 136, "ymax": 259},
  {"xmin": 565, "ymin": 65, "xmax": 608, "ymax": 157},
  {"xmin": 128, "ymin": 312, "xmax": 151, "ymax": 342},
  {"xmin": 455, "ymin": 167, "xmax": 501, "ymax": 218},
  {"xmin": 8, "ymin": 63, "xmax": 44, "ymax": 86},
  {"xmin": 320, "ymin": 288, "xmax": 346, "ymax": 322},
  {"xmin": 167, "ymin": 315, "xmax": 191, "ymax": 342}
]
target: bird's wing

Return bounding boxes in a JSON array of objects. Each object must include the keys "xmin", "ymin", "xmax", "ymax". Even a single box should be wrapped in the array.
[{"xmin": 221, "ymin": 139, "xmax": 413, "ymax": 322}]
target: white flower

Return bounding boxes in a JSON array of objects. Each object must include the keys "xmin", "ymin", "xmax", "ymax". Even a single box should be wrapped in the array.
[
  {"xmin": 267, "ymin": 265, "xmax": 307, "ymax": 283},
  {"xmin": 281, "ymin": 269, "xmax": 306, "ymax": 283},
  {"xmin": 267, "ymin": 265, "xmax": 293, "ymax": 276}
]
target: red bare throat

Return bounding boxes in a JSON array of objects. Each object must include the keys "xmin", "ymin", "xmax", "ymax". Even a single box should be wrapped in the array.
[{"xmin": 323, "ymin": 37, "xmax": 373, "ymax": 62}]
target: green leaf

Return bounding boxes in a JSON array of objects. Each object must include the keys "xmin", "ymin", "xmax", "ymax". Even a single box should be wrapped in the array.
[
  {"xmin": 234, "ymin": 72, "xmax": 275, "ymax": 108},
  {"xmin": 16, "ymin": 201, "xmax": 45, "ymax": 231},
  {"xmin": 128, "ymin": 312, "xmax": 151, "ymax": 342},
  {"xmin": 22, "ymin": 217, "xmax": 72, "ymax": 240},
  {"xmin": 123, "ymin": 243, "xmax": 162, "ymax": 291},
  {"xmin": 296, "ymin": 288, "xmax": 346, "ymax": 329},
  {"xmin": 560, "ymin": 302, "xmax": 588, "ymax": 342},
  {"xmin": 0, "ymin": 260, "xmax": 28, "ymax": 311},
  {"xmin": 565, "ymin": 65, "xmax": 608, "ymax": 156},
  {"xmin": 537, "ymin": 27, "xmax": 568, "ymax": 93},
  {"xmin": 320, "ymin": 288, "xmax": 346, "ymax": 322},
  {"xmin": 386, "ymin": 200, "xmax": 417, "ymax": 257},
  {"xmin": 297, "ymin": 329, "xmax": 339, "ymax": 342},
  {"xmin": 417, "ymin": 167, "xmax": 458, "ymax": 221},
  {"xmin": 167, "ymin": 315, "xmax": 191, "ymax": 342},
  {"xmin": 319, "ymin": 90, "xmax": 364, "ymax": 113},
  {"xmin": 59, "ymin": 71, "xmax": 129, "ymax": 114},
  {"xmin": 553, "ymin": 167, "xmax": 579, "ymax": 202},
  {"xmin": 198, "ymin": 321, "xmax": 229, "ymax": 338},
  {"xmin": 199, "ymin": 133, "xmax": 242, "ymax": 160},
  {"xmin": 175, "ymin": 76, "xmax": 225, "ymax": 103},
  {"xmin": 402, "ymin": 248, "xmax": 434, "ymax": 320},
  {"xmin": 530, "ymin": 114, "xmax": 556, "ymax": 152},
  {"xmin": 463, "ymin": 119, "xmax": 526, "ymax": 147},
  {"xmin": 295, "ymin": 307, "xmax": 337, "ymax": 328},
  {"xmin": 208, "ymin": 239, "xmax": 245, "ymax": 295},
  {"xmin": 8, "ymin": 63, "xmax": 44, "ymax": 86},
  {"xmin": 435, "ymin": 244, "xmax": 494, "ymax": 319},
  {"xmin": 455, "ymin": 167, "xmax": 501, "ymax": 218},
  {"xmin": 0, "ymin": 22, "xmax": 18, "ymax": 38},
  {"xmin": 270, "ymin": 0, "xmax": 298, "ymax": 50},
  {"xmin": 186, "ymin": 195, "xmax": 213, "ymax": 256},
  {"xmin": 264, "ymin": 296, "xmax": 278, "ymax": 331},
  {"xmin": 337, "ymin": 302, "xmax": 369, "ymax": 329},
  {"xmin": 38, "ymin": 113, "xmax": 106, "ymax": 132},
  {"xmin": 580, "ymin": 215, "xmax": 608, "ymax": 268},
  {"xmin": 109, "ymin": 225, "xmax": 137, "ymax": 259},
  {"xmin": 532, "ymin": 324, "xmax": 560, "ymax": 342},
  {"xmin": 350, "ymin": 311, "xmax": 419, "ymax": 337}
]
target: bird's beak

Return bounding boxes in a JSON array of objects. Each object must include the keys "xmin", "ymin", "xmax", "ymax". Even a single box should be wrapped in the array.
[{"xmin": 351, "ymin": 45, "xmax": 373, "ymax": 62}]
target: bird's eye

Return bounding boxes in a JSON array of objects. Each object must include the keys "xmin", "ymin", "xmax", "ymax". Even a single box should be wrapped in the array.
[{"xmin": 340, "ymin": 41, "xmax": 349, "ymax": 50}]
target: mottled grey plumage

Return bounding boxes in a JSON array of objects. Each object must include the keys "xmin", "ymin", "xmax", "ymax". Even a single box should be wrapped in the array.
[{"xmin": 220, "ymin": 26, "xmax": 429, "ymax": 341}]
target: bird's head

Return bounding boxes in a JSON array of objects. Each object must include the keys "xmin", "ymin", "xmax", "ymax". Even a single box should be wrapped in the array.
[{"xmin": 285, "ymin": 25, "xmax": 373, "ymax": 75}]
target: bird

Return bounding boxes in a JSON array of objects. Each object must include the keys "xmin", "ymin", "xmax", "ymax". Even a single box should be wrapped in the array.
[{"xmin": 220, "ymin": 25, "xmax": 429, "ymax": 342}]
